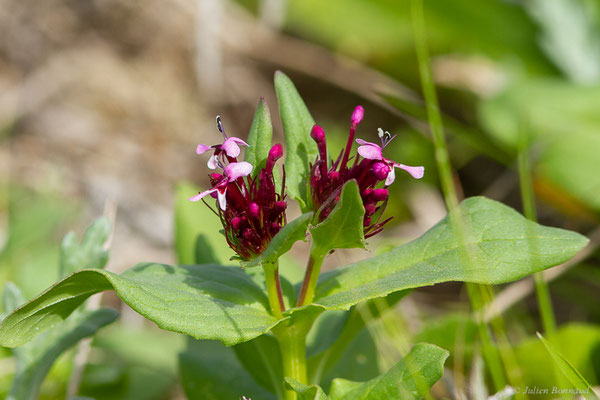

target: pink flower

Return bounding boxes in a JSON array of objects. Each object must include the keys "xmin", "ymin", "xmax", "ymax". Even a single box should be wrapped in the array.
[
  {"xmin": 356, "ymin": 128, "xmax": 424, "ymax": 185},
  {"xmin": 189, "ymin": 162, "xmax": 253, "ymax": 210},
  {"xmin": 195, "ymin": 116, "xmax": 249, "ymax": 169}
]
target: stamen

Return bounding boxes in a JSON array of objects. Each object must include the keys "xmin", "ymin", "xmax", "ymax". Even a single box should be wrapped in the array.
[{"xmin": 216, "ymin": 115, "xmax": 228, "ymax": 139}]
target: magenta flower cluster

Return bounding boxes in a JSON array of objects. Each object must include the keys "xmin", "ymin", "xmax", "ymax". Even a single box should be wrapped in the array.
[
  {"xmin": 309, "ymin": 106, "xmax": 424, "ymax": 238},
  {"xmin": 189, "ymin": 117, "xmax": 287, "ymax": 260},
  {"xmin": 190, "ymin": 107, "xmax": 423, "ymax": 259}
]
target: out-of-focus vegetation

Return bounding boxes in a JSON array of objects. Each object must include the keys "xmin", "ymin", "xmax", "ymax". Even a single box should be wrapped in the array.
[{"xmin": 1, "ymin": 0, "xmax": 599, "ymax": 398}]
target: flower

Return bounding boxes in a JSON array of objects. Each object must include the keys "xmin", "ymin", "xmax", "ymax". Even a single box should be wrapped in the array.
[
  {"xmin": 188, "ymin": 161, "xmax": 253, "ymax": 210},
  {"xmin": 195, "ymin": 116, "xmax": 249, "ymax": 169},
  {"xmin": 309, "ymin": 106, "xmax": 424, "ymax": 237},
  {"xmin": 356, "ymin": 128, "xmax": 424, "ymax": 185},
  {"xmin": 189, "ymin": 116, "xmax": 287, "ymax": 260}
]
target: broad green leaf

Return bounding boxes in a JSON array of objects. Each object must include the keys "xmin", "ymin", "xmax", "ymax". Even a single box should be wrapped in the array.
[
  {"xmin": 245, "ymin": 97, "xmax": 274, "ymax": 175},
  {"xmin": 328, "ymin": 343, "xmax": 448, "ymax": 399},
  {"xmin": 537, "ymin": 333, "xmax": 600, "ymax": 400},
  {"xmin": 2, "ymin": 281, "xmax": 25, "ymax": 316},
  {"xmin": 179, "ymin": 338, "xmax": 276, "ymax": 400},
  {"xmin": 7, "ymin": 306, "xmax": 118, "ymax": 400},
  {"xmin": 302, "ymin": 196, "xmax": 587, "ymax": 312},
  {"xmin": 233, "ymin": 334, "xmax": 283, "ymax": 396},
  {"xmin": 59, "ymin": 217, "xmax": 110, "ymax": 278},
  {"xmin": 174, "ymin": 182, "xmax": 234, "ymax": 264},
  {"xmin": 285, "ymin": 378, "xmax": 329, "ymax": 400},
  {"xmin": 243, "ymin": 212, "xmax": 313, "ymax": 267},
  {"xmin": 310, "ymin": 180, "xmax": 365, "ymax": 256},
  {"xmin": 0, "ymin": 263, "xmax": 279, "ymax": 347},
  {"xmin": 275, "ymin": 71, "xmax": 317, "ymax": 210}
]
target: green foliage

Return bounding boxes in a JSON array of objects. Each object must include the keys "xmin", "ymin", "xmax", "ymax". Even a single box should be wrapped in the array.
[
  {"xmin": 174, "ymin": 182, "xmax": 234, "ymax": 265},
  {"xmin": 0, "ymin": 264, "xmax": 278, "ymax": 347},
  {"xmin": 245, "ymin": 97, "xmax": 274, "ymax": 175},
  {"xmin": 243, "ymin": 212, "xmax": 313, "ymax": 268},
  {"xmin": 2, "ymin": 283, "xmax": 118, "ymax": 400},
  {"xmin": 310, "ymin": 180, "xmax": 365, "ymax": 256},
  {"xmin": 59, "ymin": 217, "xmax": 110, "ymax": 278},
  {"xmin": 233, "ymin": 334, "xmax": 284, "ymax": 396},
  {"xmin": 179, "ymin": 338, "xmax": 276, "ymax": 400},
  {"xmin": 479, "ymin": 79, "xmax": 600, "ymax": 212},
  {"xmin": 275, "ymin": 71, "xmax": 317, "ymax": 210},
  {"xmin": 306, "ymin": 196, "xmax": 588, "ymax": 312},
  {"xmin": 287, "ymin": 343, "xmax": 448, "ymax": 400},
  {"xmin": 537, "ymin": 332, "xmax": 600, "ymax": 399}
]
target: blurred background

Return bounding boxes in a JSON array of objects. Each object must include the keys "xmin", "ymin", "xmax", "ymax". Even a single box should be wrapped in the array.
[{"xmin": 1, "ymin": 0, "xmax": 599, "ymax": 398}]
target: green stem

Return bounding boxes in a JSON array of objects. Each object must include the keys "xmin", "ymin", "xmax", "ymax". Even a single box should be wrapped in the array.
[
  {"xmin": 411, "ymin": 0, "xmax": 514, "ymax": 394},
  {"xmin": 264, "ymin": 261, "xmax": 285, "ymax": 320},
  {"xmin": 274, "ymin": 325, "xmax": 308, "ymax": 400},
  {"xmin": 517, "ymin": 136, "xmax": 557, "ymax": 336},
  {"xmin": 296, "ymin": 248, "xmax": 326, "ymax": 307}
]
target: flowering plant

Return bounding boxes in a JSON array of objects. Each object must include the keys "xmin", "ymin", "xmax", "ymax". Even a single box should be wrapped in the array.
[{"xmin": 0, "ymin": 73, "xmax": 588, "ymax": 400}]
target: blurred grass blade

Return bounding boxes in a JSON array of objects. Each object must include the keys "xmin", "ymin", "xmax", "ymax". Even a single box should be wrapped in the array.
[{"xmin": 537, "ymin": 332, "xmax": 600, "ymax": 400}]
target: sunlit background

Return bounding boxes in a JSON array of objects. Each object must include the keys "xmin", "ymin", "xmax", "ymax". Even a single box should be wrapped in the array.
[{"xmin": 1, "ymin": 0, "xmax": 599, "ymax": 398}]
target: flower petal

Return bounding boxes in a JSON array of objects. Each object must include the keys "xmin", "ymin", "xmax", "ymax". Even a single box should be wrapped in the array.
[
  {"xmin": 355, "ymin": 138, "xmax": 379, "ymax": 147},
  {"xmin": 397, "ymin": 164, "xmax": 425, "ymax": 179},
  {"xmin": 357, "ymin": 144, "xmax": 383, "ymax": 160},
  {"xmin": 222, "ymin": 137, "xmax": 248, "ymax": 157},
  {"xmin": 207, "ymin": 154, "xmax": 218, "ymax": 169},
  {"xmin": 188, "ymin": 188, "xmax": 217, "ymax": 202},
  {"xmin": 385, "ymin": 167, "xmax": 396, "ymax": 185},
  {"xmin": 225, "ymin": 161, "xmax": 253, "ymax": 181},
  {"xmin": 196, "ymin": 144, "xmax": 212, "ymax": 155},
  {"xmin": 217, "ymin": 189, "xmax": 227, "ymax": 210}
]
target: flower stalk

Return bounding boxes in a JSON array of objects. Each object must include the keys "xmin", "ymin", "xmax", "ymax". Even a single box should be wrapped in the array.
[
  {"xmin": 263, "ymin": 261, "xmax": 285, "ymax": 319},
  {"xmin": 296, "ymin": 249, "xmax": 326, "ymax": 307}
]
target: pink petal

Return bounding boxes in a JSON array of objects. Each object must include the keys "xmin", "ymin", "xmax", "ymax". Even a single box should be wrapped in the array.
[
  {"xmin": 207, "ymin": 154, "xmax": 218, "ymax": 169},
  {"xmin": 225, "ymin": 161, "xmax": 253, "ymax": 181},
  {"xmin": 188, "ymin": 188, "xmax": 217, "ymax": 202},
  {"xmin": 397, "ymin": 164, "xmax": 425, "ymax": 179},
  {"xmin": 357, "ymin": 144, "xmax": 383, "ymax": 160},
  {"xmin": 196, "ymin": 144, "xmax": 212, "ymax": 154},
  {"xmin": 355, "ymin": 138, "xmax": 379, "ymax": 147},
  {"xmin": 217, "ymin": 189, "xmax": 227, "ymax": 210},
  {"xmin": 222, "ymin": 137, "xmax": 248, "ymax": 158},
  {"xmin": 385, "ymin": 168, "xmax": 396, "ymax": 185},
  {"xmin": 351, "ymin": 106, "xmax": 364, "ymax": 125}
]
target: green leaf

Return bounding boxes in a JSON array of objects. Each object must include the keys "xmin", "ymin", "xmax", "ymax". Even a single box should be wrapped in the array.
[
  {"xmin": 7, "ymin": 303, "xmax": 118, "ymax": 400},
  {"xmin": 537, "ymin": 333, "xmax": 600, "ymax": 400},
  {"xmin": 310, "ymin": 180, "xmax": 365, "ymax": 256},
  {"xmin": 59, "ymin": 217, "xmax": 110, "ymax": 278},
  {"xmin": 174, "ymin": 182, "xmax": 234, "ymax": 264},
  {"xmin": 2, "ymin": 281, "xmax": 25, "ymax": 316},
  {"xmin": 0, "ymin": 263, "xmax": 280, "ymax": 348},
  {"xmin": 275, "ymin": 71, "xmax": 317, "ymax": 210},
  {"xmin": 328, "ymin": 343, "xmax": 448, "ymax": 399},
  {"xmin": 233, "ymin": 334, "xmax": 283, "ymax": 396},
  {"xmin": 243, "ymin": 212, "xmax": 313, "ymax": 267},
  {"xmin": 179, "ymin": 338, "xmax": 276, "ymax": 400},
  {"xmin": 245, "ymin": 97, "xmax": 274, "ymax": 175},
  {"xmin": 305, "ymin": 196, "xmax": 588, "ymax": 312},
  {"xmin": 285, "ymin": 378, "xmax": 329, "ymax": 400}
]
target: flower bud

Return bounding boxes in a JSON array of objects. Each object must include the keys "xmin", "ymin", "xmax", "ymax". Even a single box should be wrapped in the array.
[
  {"xmin": 310, "ymin": 125, "xmax": 326, "ymax": 143},
  {"xmin": 351, "ymin": 105, "xmax": 364, "ymax": 126},
  {"xmin": 249, "ymin": 202, "xmax": 260, "ymax": 218},
  {"xmin": 372, "ymin": 162, "xmax": 390, "ymax": 180},
  {"xmin": 371, "ymin": 188, "xmax": 389, "ymax": 202}
]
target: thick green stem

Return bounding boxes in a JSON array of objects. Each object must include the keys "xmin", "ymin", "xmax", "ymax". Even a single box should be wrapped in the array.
[
  {"xmin": 296, "ymin": 248, "xmax": 326, "ymax": 307},
  {"xmin": 274, "ymin": 325, "xmax": 308, "ymax": 400},
  {"xmin": 264, "ymin": 261, "xmax": 285, "ymax": 320}
]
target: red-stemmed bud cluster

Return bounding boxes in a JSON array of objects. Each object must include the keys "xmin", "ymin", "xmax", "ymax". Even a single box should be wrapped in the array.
[
  {"xmin": 190, "ymin": 118, "xmax": 287, "ymax": 261},
  {"xmin": 214, "ymin": 144, "xmax": 287, "ymax": 260},
  {"xmin": 310, "ymin": 106, "xmax": 423, "ymax": 238}
]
